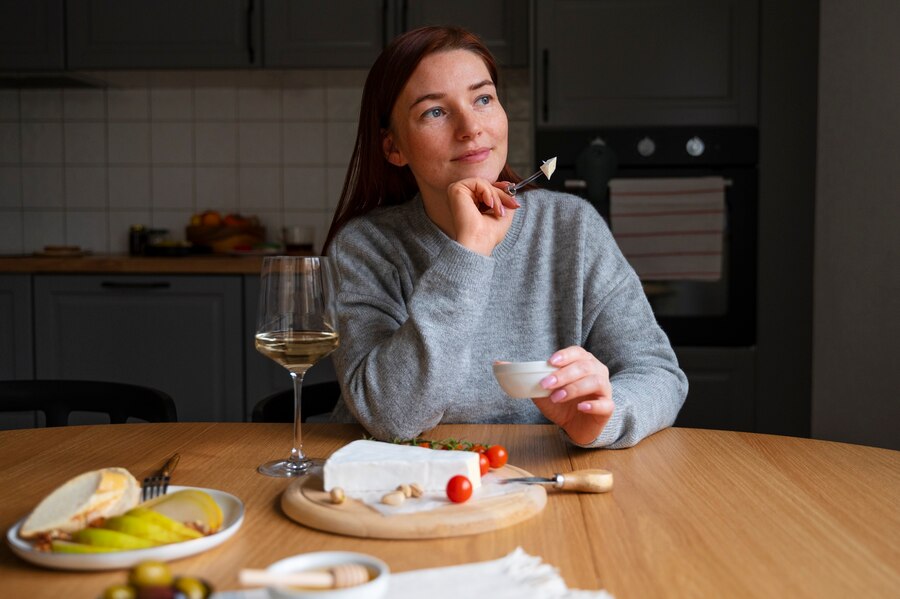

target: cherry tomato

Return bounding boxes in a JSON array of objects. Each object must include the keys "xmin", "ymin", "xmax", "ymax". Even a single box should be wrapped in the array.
[
  {"xmin": 417, "ymin": 442, "xmax": 431, "ymax": 448},
  {"xmin": 478, "ymin": 453, "xmax": 490, "ymax": 476},
  {"xmin": 471, "ymin": 444, "xmax": 487, "ymax": 454},
  {"xmin": 446, "ymin": 475, "xmax": 473, "ymax": 503},
  {"xmin": 485, "ymin": 445, "xmax": 508, "ymax": 469}
]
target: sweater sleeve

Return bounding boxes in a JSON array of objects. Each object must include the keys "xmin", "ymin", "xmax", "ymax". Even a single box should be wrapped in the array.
[
  {"xmin": 566, "ymin": 210, "xmax": 688, "ymax": 449},
  {"xmin": 330, "ymin": 218, "xmax": 496, "ymax": 440}
]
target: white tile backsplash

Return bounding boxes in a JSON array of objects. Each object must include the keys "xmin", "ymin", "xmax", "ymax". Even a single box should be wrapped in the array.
[
  {"xmin": 152, "ymin": 166, "xmax": 193, "ymax": 209},
  {"xmin": 151, "ymin": 123, "xmax": 193, "ymax": 164},
  {"xmin": 196, "ymin": 166, "xmax": 238, "ymax": 212},
  {"xmin": 0, "ymin": 91, "xmax": 20, "ymax": 119},
  {"xmin": 194, "ymin": 87, "xmax": 237, "ymax": 121},
  {"xmin": 151, "ymin": 88, "xmax": 193, "ymax": 120},
  {"xmin": 66, "ymin": 211, "xmax": 108, "ymax": 250},
  {"xmin": 21, "ymin": 166, "xmax": 64, "ymax": 208},
  {"xmin": 239, "ymin": 166, "xmax": 280, "ymax": 210},
  {"xmin": 0, "ymin": 211, "xmax": 23, "ymax": 254},
  {"xmin": 107, "ymin": 88, "xmax": 150, "ymax": 121},
  {"xmin": 20, "ymin": 90, "xmax": 62, "ymax": 120},
  {"xmin": 65, "ymin": 123, "xmax": 107, "ymax": 164},
  {"xmin": 284, "ymin": 167, "xmax": 327, "ymax": 210},
  {"xmin": 5, "ymin": 68, "xmax": 531, "ymax": 252},
  {"xmin": 0, "ymin": 123, "xmax": 20, "ymax": 163},
  {"xmin": 21, "ymin": 122, "xmax": 63, "ymax": 164},
  {"xmin": 63, "ymin": 89, "xmax": 106, "ymax": 120},
  {"xmin": 108, "ymin": 123, "xmax": 151, "ymax": 164},
  {"xmin": 0, "ymin": 166, "xmax": 21, "ymax": 209},
  {"xmin": 108, "ymin": 166, "xmax": 151, "ymax": 209},
  {"xmin": 283, "ymin": 122, "xmax": 326, "ymax": 165},
  {"xmin": 23, "ymin": 210, "xmax": 64, "ymax": 250},
  {"xmin": 65, "ymin": 167, "xmax": 107, "ymax": 208},
  {"xmin": 195, "ymin": 122, "xmax": 237, "ymax": 165},
  {"xmin": 239, "ymin": 123, "xmax": 281, "ymax": 164}
]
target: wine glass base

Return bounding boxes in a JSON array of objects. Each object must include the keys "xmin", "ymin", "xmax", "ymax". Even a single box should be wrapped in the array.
[{"xmin": 257, "ymin": 457, "xmax": 322, "ymax": 478}]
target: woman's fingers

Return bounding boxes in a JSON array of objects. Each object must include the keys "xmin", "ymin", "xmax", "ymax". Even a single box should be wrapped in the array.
[{"xmin": 542, "ymin": 346, "xmax": 611, "ymax": 403}]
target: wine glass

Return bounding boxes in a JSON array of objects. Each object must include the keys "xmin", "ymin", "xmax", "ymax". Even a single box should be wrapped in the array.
[{"xmin": 254, "ymin": 256, "xmax": 340, "ymax": 477}]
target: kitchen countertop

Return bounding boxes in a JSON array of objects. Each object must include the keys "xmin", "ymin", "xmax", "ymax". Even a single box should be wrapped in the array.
[{"xmin": 0, "ymin": 254, "xmax": 272, "ymax": 274}]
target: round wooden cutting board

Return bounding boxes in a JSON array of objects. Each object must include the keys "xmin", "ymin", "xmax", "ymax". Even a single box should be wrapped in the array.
[{"xmin": 281, "ymin": 465, "xmax": 547, "ymax": 539}]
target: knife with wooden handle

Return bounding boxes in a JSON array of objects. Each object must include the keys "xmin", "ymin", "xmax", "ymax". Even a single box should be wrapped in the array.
[{"xmin": 499, "ymin": 469, "xmax": 613, "ymax": 493}]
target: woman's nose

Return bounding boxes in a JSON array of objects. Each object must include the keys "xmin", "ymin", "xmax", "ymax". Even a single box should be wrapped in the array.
[{"xmin": 455, "ymin": 110, "xmax": 482, "ymax": 139}]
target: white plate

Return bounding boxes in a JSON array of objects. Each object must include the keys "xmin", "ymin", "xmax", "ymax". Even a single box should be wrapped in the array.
[{"xmin": 6, "ymin": 486, "xmax": 244, "ymax": 571}]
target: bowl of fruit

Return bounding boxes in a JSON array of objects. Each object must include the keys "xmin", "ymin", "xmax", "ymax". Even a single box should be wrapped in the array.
[{"xmin": 186, "ymin": 211, "xmax": 265, "ymax": 254}]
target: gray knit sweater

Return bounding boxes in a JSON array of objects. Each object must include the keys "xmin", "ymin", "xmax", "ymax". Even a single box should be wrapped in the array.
[{"xmin": 328, "ymin": 188, "xmax": 687, "ymax": 448}]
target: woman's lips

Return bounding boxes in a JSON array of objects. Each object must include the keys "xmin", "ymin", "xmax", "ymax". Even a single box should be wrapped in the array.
[{"xmin": 453, "ymin": 148, "xmax": 491, "ymax": 163}]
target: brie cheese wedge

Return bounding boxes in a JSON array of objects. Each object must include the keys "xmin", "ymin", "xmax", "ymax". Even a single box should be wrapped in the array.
[{"xmin": 323, "ymin": 440, "xmax": 481, "ymax": 495}]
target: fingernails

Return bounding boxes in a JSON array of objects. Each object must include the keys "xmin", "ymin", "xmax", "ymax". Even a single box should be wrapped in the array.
[
  {"xmin": 540, "ymin": 375, "xmax": 557, "ymax": 389},
  {"xmin": 499, "ymin": 204, "xmax": 506, "ymax": 216},
  {"xmin": 577, "ymin": 402, "xmax": 591, "ymax": 412},
  {"xmin": 549, "ymin": 355, "xmax": 562, "ymax": 366},
  {"xmin": 550, "ymin": 389, "xmax": 567, "ymax": 403}
]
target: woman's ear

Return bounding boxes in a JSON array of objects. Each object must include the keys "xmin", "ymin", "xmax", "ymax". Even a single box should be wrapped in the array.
[{"xmin": 382, "ymin": 129, "xmax": 408, "ymax": 167}]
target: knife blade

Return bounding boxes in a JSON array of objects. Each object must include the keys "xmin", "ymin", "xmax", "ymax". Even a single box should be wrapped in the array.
[{"xmin": 499, "ymin": 469, "xmax": 613, "ymax": 493}]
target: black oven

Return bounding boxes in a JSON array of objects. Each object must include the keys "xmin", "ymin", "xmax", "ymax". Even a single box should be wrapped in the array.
[{"xmin": 535, "ymin": 127, "xmax": 757, "ymax": 347}]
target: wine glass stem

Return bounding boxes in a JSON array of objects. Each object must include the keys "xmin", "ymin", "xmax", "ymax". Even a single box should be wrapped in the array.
[{"xmin": 290, "ymin": 370, "xmax": 307, "ymax": 464}]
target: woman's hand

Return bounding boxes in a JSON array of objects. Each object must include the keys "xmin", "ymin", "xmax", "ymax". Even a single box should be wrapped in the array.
[
  {"xmin": 446, "ymin": 178, "xmax": 520, "ymax": 255},
  {"xmin": 531, "ymin": 346, "xmax": 614, "ymax": 445}
]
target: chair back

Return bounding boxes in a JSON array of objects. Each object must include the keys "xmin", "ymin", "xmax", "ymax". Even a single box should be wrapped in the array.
[
  {"xmin": 0, "ymin": 380, "xmax": 177, "ymax": 427},
  {"xmin": 252, "ymin": 380, "xmax": 340, "ymax": 423}
]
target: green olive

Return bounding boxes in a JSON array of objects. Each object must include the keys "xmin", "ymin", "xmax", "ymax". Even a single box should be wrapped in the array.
[
  {"xmin": 173, "ymin": 576, "xmax": 209, "ymax": 599},
  {"xmin": 128, "ymin": 560, "xmax": 174, "ymax": 588},
  {"xmin": 101, "ymin": 584, "xmax": 137, "ymax": 599}
]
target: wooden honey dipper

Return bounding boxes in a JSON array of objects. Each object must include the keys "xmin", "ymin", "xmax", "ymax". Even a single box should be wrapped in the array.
[{"xmin": 240, "ymin": 563, "xmax": 370, "ymax": 589}]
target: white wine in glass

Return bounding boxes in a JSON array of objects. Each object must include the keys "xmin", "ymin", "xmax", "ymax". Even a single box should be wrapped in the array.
[{"xmin": 255, "ymin": 256, "xmax": 340, "ymax": 477}]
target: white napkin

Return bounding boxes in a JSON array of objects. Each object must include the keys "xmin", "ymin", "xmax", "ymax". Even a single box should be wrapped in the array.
[{"xmin": 212, "ymin": 547, "xmax": 613, "ymax": 599}]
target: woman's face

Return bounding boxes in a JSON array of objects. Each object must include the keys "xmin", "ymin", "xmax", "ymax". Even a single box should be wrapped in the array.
[{"xmin": 383, "ymin": 49, "xmax": 509, "ymax": 202}]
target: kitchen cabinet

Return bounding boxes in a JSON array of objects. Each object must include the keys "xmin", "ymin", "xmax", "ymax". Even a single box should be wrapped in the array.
[
  {"xmin": 243, "ymin": 275, "xmax": 337, "ymax": 417},
  {"xmin": 264, "ymin": 0, "xmax": 528, "ymax": 68},
  {"xmin": 534, "ymin": 0, "xmax": 759, "ymax": 127},
  {"xmin": 673, "ymin": 347, "xmax": 755, "ymax": 432},
  {"xmin": 0, "ymin": 0, "xmax": 65, "ymax": 70},
  {"xmin": 0, "ymin": 275, "xmax": 36, "ymax": 430},
  {"xmin": 66, "ymin": 0, "xmax": 262, "ymax": 69},
  {"xmin": 33, "ymin": 275, "xmax": 244, "ymax": 423}
]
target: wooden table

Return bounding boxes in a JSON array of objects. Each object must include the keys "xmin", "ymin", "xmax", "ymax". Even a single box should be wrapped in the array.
[{"xmin": 1, "ymin": 423, "xmax": 898, "ymax": 598}]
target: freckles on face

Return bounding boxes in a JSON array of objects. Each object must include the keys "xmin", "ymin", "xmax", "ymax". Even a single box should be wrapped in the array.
[{"xmin": 385, "ymin": 49, "xmax": 509, "ymax": 199}]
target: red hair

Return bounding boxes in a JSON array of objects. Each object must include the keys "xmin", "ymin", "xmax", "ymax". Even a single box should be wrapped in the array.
[{"xmin": 322, "ymin": 26, "xmax": 524, "ymax": 253}]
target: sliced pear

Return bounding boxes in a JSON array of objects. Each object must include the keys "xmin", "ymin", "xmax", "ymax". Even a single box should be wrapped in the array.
[
  {"xmin": 51, "ymin": 539, "xmax": 121, "ymax": 554},
  {"xmin": 71, "ymin": 527, "xmax": 156, "ymax": 550},
  {"xmin": 141, "ymin": 490, "xmax": 223, "ymax": 533},
  {"xmin": 125, "ymin": 507, "xmax": 202, "ymax": 540},
  {"xmin": 103, "ymin": 515, "xmax": 187, "ymax": 545}
]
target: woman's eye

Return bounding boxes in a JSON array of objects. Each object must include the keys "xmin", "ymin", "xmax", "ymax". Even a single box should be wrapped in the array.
[
  {"xmin": 476, "ymin": 95, "xmax": 492, "ymax": 106},
  {"xmin": 423, "ymin": 107, "xmax": 445, "ymax": 119}
]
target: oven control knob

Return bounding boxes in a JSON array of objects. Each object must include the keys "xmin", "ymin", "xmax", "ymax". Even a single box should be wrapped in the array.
[
  {"xmin": 686, "ymin": 136, "xmax": 705, "ymax": 157},
  {"xmin": 637, "ymin": 137, "xmax": 656, "ymax": 157}
]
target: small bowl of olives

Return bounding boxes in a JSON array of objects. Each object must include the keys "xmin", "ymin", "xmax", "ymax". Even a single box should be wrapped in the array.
[{"xmin": 100, "ymin": 560, "xmax": 212, "ymax": 599}]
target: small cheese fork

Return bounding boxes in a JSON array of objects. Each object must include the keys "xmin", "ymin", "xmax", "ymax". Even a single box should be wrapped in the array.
[
  {"xmin": 500, "ymin": 468, "xmax": 613, "ymax": 493},
  {"xmin": 240, "ymin": 564, "xmax": 370, "ymax": 589},
  {"xmin": 507, "ymin": 157, "xmax": 558, "ymax": 196}
]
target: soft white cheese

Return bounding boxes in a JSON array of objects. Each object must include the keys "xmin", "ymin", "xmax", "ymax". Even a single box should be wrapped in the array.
[{"xmin": 323, "ymin": 440, "xmax": 481, "ymax": 494}]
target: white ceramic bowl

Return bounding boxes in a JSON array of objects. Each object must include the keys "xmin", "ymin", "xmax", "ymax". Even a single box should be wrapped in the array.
[
  {"xmin": 266, "ymin": 551, "xmax": 389, "ymax": 599},
  {"xmin": 493, "ymin": 360, "xmax": 559, "ymax": 399}
]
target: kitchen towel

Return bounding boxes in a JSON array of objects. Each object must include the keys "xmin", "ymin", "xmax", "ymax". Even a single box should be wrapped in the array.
[
  {"xmin": 213, "ymin": 547, "xmax": 614, "ymax": 598},
  {"xmin": 609, "ymin": 177, "xmax": 726, "ymax": 280}
]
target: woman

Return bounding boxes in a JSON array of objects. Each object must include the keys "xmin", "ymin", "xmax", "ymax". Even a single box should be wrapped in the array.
[{"xmin": 324, "ymin": 26, "xmax": 687, "ymax": 448}]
